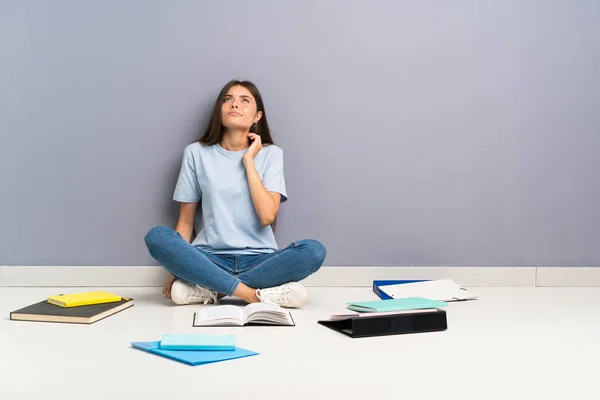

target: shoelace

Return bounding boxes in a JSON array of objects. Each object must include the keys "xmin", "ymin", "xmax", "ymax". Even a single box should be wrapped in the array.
[
  {"xmin": 257, "ymin": 285, "xmax": 292, "ymax": 306},
  {"xmin": 187, "ymin": 284, "xmax": 219, "ymax": 305}
]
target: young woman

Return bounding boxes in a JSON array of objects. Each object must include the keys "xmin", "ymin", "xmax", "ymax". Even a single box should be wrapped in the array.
[{"xmin": 144, "ymin": 80, "xmax": 326, "ymax": 308}]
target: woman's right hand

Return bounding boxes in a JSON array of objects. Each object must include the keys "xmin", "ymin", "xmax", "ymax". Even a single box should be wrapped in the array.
[{"xmin": 162, "ymin": 274, "xmax": 177, "ymax": 299}]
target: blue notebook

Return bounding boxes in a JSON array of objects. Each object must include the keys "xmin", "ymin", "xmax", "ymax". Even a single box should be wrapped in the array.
[
  {"xmin": 159, "ymin": 334, "xmax": 235, "ymax": 351},
  {"xmin": 346, "ymin": 297, "xmax": 448, "ymax": 312},
  {"xmin": 131, "ymin": 341, "xmax": 258, "ymax": 366}
]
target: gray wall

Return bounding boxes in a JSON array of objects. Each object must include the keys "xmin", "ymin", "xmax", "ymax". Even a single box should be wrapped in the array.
[{"xmin": 1, "ymin": 1, "xmax": 599, "ymax": 267}]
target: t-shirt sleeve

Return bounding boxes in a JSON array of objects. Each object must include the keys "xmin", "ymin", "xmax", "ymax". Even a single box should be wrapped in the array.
[
  {"xmin": 263, "ymin": 148, "xmax": 288, "ymax": 202},
  {"xmin": 173, "ymin": 146, "xmax": 202, "ymax": 202}
]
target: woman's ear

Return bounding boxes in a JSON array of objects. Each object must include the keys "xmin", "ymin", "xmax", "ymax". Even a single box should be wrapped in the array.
[{"xmin": 254, "ymin": 111, "xmax": 263, "ymax": 124}]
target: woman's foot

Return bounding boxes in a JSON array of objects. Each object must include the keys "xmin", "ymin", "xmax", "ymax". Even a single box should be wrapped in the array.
[
  {"xmin": 256, "ymin": 282, "xmax": 308, "ymax": 308},
  {"xmin": 162, "ymin": 274, "xmax": 177, "ymax": 298},
  {"xmin": 170, "ymin": 280, "xmax": 220, "ymax": 305}
]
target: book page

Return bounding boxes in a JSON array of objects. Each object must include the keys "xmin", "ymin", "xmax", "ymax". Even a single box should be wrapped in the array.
[
  {"xmin": 243, "ymin": 303, "xmax": 293, "ymax": 325},
  {"xmin": 243, "ymin": 303, "xmax": 285, "ymax": 319},
  {"xmin": 194, "ymin": 305, "xmax": 244, "ymax": 325}
]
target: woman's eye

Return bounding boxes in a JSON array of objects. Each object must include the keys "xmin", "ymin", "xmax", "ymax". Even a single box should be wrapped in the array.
[
  {"xmin": 223, "ymin": 98, "xmax": 231, "ymax": 102},
  {"xmin": 243, "ymin": 98, "xmax": 250, "ymax": 103}
]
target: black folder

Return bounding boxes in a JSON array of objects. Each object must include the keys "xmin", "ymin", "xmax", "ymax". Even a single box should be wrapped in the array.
[{"xmin": 318, "ymin": 309, "xmax": 447, "ymax": 338}]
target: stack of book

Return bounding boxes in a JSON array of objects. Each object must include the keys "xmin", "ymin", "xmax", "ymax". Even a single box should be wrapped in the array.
[
  {"xmin": 9, "ymin": 291, "xmax": 134, "ymax": 324},
  {"xmin": 319, "ymin": 279, "xmax": 478, "ymax": 338},
  {"xmin": 318, "ymin": 297, "xmax": 449, "ymax": 338}
]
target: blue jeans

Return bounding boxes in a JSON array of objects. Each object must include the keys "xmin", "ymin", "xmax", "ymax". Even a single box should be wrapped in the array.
[{"xmin": 144, "ymin": 226, "xmax": 326, "ymax": 295}]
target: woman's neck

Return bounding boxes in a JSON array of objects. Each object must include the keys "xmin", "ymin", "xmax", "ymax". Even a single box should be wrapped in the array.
[{"xmin": 220, "ymin": 129, "xmax": 250, "ymax": 151}]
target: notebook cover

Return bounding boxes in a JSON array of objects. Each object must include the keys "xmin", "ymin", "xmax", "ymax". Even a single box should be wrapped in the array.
[
  {"xmin": 131, "ymin": 341, "xmax": 258, "ymax": 366},
  {"xmin": 318, "ymin": 309, "xmax": 448, "ymax": 338},
  {"xmin": 160, "ymin": 334, "xmax": 236, "ymax": 351},
  {"xmin": 47, "ymin": 291, "xmax": 123, "ymax": 307},
  {"xmin": 10, "ymin": 298, "xmax": 134, "ymax": 324},
  {"xmin": 373, "ymin": 280, "xmax": 429, "ymax": 300},
  {"xmin": 347, "ymin": 297, "xmax": 448, "ymax": 312}
]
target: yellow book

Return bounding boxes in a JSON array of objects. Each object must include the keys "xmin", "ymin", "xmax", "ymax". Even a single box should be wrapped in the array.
[{"xmin": 47, "ymin": 291, "xmax": 123, "ymax": 308}]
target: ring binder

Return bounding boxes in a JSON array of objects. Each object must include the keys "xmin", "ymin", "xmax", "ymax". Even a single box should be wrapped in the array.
[{"xmin": 318, "ymin": 309, "xmax": 447, "ymax": 338}]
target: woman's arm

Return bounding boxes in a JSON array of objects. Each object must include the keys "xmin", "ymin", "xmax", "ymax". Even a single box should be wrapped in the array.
[
  {"xmin": 244, "ymin": 158, "xmax": 281, "ymax": 226},
  {"xmin": 175, "ymin": 202, "xmax": 198, "ymax": 242}
]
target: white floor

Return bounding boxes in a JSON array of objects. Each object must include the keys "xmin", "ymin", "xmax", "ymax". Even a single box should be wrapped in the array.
[{"xmin": 3, "ymin": 286, "xmax": 600, "ymax": 400}]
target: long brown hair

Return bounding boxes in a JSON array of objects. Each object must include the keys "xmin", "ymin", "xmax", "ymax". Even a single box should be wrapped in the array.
[{"xmin": 199, "ymin": 80, "xmax": 274, "ymax": 146}]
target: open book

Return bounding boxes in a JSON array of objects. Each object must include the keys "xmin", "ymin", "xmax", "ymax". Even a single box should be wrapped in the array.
[{"xmin": 193, "ymin": 303, "xmax": 295, "ymax": 327}]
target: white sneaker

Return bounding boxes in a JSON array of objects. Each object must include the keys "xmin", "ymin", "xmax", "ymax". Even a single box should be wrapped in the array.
[
  {"xmin": 256, "ymin": 282, "xmax": 308, "ymax": 308},
  {"xmin": 170, "ymin": 280, "xmax": 219, "ymax": 306}
]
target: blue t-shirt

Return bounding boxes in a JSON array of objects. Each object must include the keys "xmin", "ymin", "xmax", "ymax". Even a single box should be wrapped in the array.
[{"xmin": 173, "ymin": 141, "xmax": 288, "ymax": 254}]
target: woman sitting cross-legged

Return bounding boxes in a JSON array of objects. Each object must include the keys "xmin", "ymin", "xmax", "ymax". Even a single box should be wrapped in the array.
[{"xmin": 144, "ymin": 80, "xmax": 326, "ymax": 308}]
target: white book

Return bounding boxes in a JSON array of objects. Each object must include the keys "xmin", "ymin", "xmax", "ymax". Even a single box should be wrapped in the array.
[
  {"xmin": 379, "ymin": 279, "xmax": 478, "ymax": 302},
  {"xmin": 193, "ymin": 303, "xmax": 295, "ymax": 327},
  {"xmin": 328, "ymin": 308, "xmax": 438, "ymax": 321}
]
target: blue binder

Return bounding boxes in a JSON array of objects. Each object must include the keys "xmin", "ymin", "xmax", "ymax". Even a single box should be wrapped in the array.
[{"xmin": 373, "ymin": 280, "xmax": 430, "ymax": 300}]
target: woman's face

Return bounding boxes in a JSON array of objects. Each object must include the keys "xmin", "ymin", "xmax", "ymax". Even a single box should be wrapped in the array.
[{"xmin": 221, "ymin": 85, "xmax": 262, "ymax": 131}]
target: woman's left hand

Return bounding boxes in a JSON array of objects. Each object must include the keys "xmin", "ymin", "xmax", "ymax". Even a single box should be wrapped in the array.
[{"xmin": 243, "ymin": 133, "xmax": 262, "ymax": 163}]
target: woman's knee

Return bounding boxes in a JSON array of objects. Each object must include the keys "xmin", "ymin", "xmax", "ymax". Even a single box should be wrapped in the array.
[
  {"xmin": 296, "ymin": 239, "xmax": 327, "ymax": 271},
  {"xmin": 144, "ymin": 225, "xmax": 173, "ymax": 249}
]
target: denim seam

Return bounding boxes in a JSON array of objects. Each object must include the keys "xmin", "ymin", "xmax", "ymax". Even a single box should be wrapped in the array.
[
  {"xmin": 225, "ymin": 277, "xmax": 242, "ymax": 296},
  {"xmin": 210, "ymin": 259, "xmax": 230, "ymax": 271}
]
